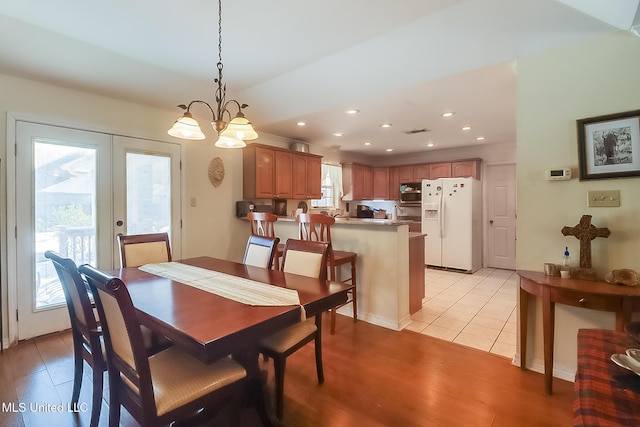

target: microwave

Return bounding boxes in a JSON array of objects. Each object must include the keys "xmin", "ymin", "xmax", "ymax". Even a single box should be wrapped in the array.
[{"xmin": 399, "ymin": 182, "xmax": 422, "ymax": 205}]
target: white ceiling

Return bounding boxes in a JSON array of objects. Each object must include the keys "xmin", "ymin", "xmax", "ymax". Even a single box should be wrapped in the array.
[{"xmin": 1, "ymin": 0, "xmax": 638, "ymax": 157}]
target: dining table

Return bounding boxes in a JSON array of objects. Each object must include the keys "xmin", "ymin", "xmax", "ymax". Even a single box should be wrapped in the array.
[{"xmin": 105, "ymin": 256, "xmax": 353, "ymax": 426}]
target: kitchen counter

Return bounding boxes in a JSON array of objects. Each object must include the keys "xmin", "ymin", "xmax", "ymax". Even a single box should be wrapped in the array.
[{"xmin": 264, "ymin": 216, "xmax": 414, "ymax": 226}]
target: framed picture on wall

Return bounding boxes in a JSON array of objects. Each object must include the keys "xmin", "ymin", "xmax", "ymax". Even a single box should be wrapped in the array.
[{"xmin": 577, "ymin": 109, "xmax": 640, "ymax": 180}]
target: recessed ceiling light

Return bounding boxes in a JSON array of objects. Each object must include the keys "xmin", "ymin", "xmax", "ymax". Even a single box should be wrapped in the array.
[
  {"xmin": 441, "ymin": 112, "xmax": 455, "ymax": 117},
  {"xmin": 345, "ymin": 109, "xmax": 360, "ymax": 114},
  {"xmin": 462, "ymin": 126, "xmax": 471, "ymax": 131},
  {"xmin": 426, "ymin": 142, "xmax": 435, "ymax": 147},
  {"xmin": 296, "ymin": 121, "xmax": 306, "ymax": 126},
  {"xmin": 333, "ymin": 132, "xmax": 344, "ymax": 137},
  {"xmin": 363, "ymin": 142, "xmax": 372, "ymax": 146},
  {"xmin": 386, "ymin": 148, "xmax": 394, "ymax": 152},
  {"xmin": 476, "ymin": 136, "xmax": 485, "ymax": 141},
  {"xmin": 380, "ymin": 123, "xmax": 392, "ymax": 128}
]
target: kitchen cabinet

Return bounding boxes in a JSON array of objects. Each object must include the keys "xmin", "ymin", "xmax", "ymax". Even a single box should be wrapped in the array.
[
  {"xmin": 452, "ymin": 159, "xmax": 481, "ymax": 179},
  {"xmin": 373, "ymin": 167, "xmax": 389, "ymax": 199},
  {"xmin": 293, "ymin": 154, "xmax": 322, "ymax": 199},
  {"xmin": 413, "ymin": 164, "xmax": 429, "ymax": 180},
  {"xmin": 243, "ymin": 143, "xmax": 322, "ymax": 199},
  {"xmin": 389, "ymin": 167, "xmax": 399, "ymax": 201},
  {"xmin": 342, "ymin": 162, "xmax": 374, "ymax": 201},
  {"xmin": 428, "ymin": 162, "xmax": 452, "ymax": 179},
  {"xmin": 398, "ymin": 166, "xmax": 414, "ymax": 183},
  {"xmin": 274, "ymin": 151, "xmax": 293, "ymax": 198}
]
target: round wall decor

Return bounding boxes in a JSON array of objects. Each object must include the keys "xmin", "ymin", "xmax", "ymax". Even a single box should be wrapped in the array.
[{"xmin": 208, "ymin": 157, "xmax": 225, "ymax": 187}]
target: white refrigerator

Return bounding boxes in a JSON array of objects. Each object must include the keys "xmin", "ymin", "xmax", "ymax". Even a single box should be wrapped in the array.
[{"xmin": 421, "ymin": 178, "xmax": 482, "ymax": 273}]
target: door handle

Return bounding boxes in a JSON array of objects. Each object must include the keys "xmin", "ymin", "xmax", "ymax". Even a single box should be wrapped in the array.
[
  {"xmin": 489, "ymin": 220, "xmax": 494, "ymax": 225},
  {"xmin": 116, "ymin": 220, "xmax": 124, "ymax": 227}
]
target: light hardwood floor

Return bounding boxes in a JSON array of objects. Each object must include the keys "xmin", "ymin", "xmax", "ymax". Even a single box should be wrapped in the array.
[{"xmin": 0, "ymin": 314, "xmax": 573, "ymax": 426}]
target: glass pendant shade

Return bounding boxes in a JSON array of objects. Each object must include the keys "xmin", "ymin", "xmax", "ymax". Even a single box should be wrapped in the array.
[
  {"xmin": 220, "ymin": 116, "xmax": 258, "ymax": 141},
  {"xmin": 167, "ymin": 114, "xmax": 206, "ymax": 140},
  {"xmin": 214, "ymin": 134, "xmax": 247, "ymax": 148}
]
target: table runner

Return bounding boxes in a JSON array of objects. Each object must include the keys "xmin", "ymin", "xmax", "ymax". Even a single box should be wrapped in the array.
[
  {"xmin": 139, "ymin": 262, "xmax": 304, "ymax": 316},
  {"xmin": 574, "ymin": 329, "xmax": 640, "ymax": 426}
]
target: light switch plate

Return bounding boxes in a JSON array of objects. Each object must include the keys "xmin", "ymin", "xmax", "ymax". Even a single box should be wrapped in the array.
[{"xmin": 587, "ymin": 190, "xmax": 620, "ymax": 207}]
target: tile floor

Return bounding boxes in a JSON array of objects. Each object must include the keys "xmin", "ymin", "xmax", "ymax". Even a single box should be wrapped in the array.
[{"xmin": 406, "ymin": 267, "xmax": 517, "ymax": 359}]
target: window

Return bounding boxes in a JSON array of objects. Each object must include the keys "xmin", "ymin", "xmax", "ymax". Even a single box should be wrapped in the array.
[{"xmin": 311, "ymin": 164, "xmax": 342, "ymax": 209}]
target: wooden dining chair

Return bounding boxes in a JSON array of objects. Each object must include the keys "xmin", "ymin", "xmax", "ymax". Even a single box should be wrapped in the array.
[
  {"xmin": 117, "ymin": 232, "xmax": 172, "ymax": 268},
  {"xmin": 78, "ymin": 264, "xmax": 247, "ymax": 427},
  {"xmin": 44, "ymin": 251, "xmax": 105, "ymax": 427},
  {"xmin": 242, "ymin": 235, "xmax": 280, "ymax": 269},
  {"xmin": 297, "ymin": 213, "xmax": 358, "ymax": 334},
  {"xmin": 247, "ymin": 212, "xmax": 284, "ymax": 269},
  {"xmin": 259, "ymin": 239, "xmax": 330, "ymax": 420}
]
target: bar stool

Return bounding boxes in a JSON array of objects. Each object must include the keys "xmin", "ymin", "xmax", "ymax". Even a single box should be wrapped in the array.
[
  {"xmin": 296, "ymin": 213, "xmax": 357, "ymax": 334},
  {"xmin": 247, "ymin": 211, "xmax": 284, "ymax": 269}
]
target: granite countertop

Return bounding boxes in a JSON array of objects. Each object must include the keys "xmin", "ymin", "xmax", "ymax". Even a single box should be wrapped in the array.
[{"xmin": 240, "ymin": 216, "xmax": 413, "ymax": 226}]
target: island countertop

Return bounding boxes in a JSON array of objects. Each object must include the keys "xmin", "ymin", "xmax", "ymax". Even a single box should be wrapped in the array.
[{"xmin": 251, "ymin": 216, "xmax": 414, "ymax": 226}]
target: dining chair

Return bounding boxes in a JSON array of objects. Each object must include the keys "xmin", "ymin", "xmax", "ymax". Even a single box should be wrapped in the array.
[
  {"xmin": 259, "ymin": 238, "xmax": 330, "ymax": 420},
  {"xmin": 117, "ymin": 232, "xmax": 172, "ymax": 268},
  {"xmin": 78, "ymin": 264, "xmax": 247, "ymax": 427},
  {"xmin": 242, "ymin": 235, "xmax": 280, "ymax": 269},
  {"xmin": 297, "ymin": 213, "xmax": 358, "ymax": 334},
  {"xmin": 44, "ymin": 251, "xmax": 105, "ymax": 427},
  {"xmin": 247, "ymin": 212, "xmax": 284, "ymax": 269}
]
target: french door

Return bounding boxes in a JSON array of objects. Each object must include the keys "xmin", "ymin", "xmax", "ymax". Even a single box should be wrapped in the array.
[{"xmin": 12, "ymin": 121, "xmax": 181, "ymax": 340}]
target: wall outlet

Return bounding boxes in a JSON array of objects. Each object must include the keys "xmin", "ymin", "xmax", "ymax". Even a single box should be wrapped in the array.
[
  {"xmin": 587, "ymin": 190, "xmax": 620, "ymax": 207},
  {"xmin": 190, "ymin": 197, "xmax": 197, "ymax": 207}
]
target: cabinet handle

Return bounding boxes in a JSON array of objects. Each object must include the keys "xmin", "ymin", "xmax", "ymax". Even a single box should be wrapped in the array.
[{"xmin": 578, "ymin": 298, "xmax": 586, "ymax": 305}]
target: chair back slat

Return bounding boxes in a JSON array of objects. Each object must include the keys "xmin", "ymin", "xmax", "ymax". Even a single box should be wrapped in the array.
[
  {"xmin": 281, "ymin": 239, "xmax": 329, "ymax": 281},
  {"xmin": 296, "ymin": 213, "xmax": 334, "ymax": 243},
  {"xmin": 118, "ymin": 232, "xmax": 172, "ymax": 268},
  {"xmin": 247, "ymin": 212, "xmax": 278, "ymax": 237}
]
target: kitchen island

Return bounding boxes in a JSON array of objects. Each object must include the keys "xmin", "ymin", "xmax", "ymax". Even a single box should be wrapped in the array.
[{"xmin": 241, "ymin": 216, "xmax": 424, "ymax": 331}]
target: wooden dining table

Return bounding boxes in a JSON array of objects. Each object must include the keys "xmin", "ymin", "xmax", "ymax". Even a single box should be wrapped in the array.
[{"xmin": 106, "ymin": 256, "xmax": 353, "ymax": 425}]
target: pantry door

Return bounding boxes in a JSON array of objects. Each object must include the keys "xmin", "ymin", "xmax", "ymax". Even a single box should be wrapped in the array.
[{"xmin": 12, "ymin": 121, "xmax": 182, "ymax": 340}]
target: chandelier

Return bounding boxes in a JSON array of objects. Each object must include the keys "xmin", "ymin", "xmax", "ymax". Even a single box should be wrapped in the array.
[{"xmin": 167, "ymin": 0, "xmax": 257, "ymax": 148}]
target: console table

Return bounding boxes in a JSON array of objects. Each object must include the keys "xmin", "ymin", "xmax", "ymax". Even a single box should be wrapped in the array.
[
  {"xmin": 518, "ymin": 270, "xmax": 640, "ymax": 394},
  {"xmin": 574, "ymin": 329, "xmax": 640, "ymax": 426}
]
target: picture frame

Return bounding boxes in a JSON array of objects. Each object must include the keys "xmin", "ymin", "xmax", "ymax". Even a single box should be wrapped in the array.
[{"xmin": 577, "ymin": 109, "xmax": 640, "ymax": 180}]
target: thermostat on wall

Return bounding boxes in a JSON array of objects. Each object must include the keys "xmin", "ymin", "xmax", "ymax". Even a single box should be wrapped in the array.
[{"xmin": 545, "ymin": 168, "xmax": 571, "ymax": 181}]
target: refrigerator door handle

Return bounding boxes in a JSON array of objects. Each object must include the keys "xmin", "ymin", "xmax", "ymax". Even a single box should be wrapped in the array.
[{"xmin": 440, "ymin": 195, "xmax": 445, "ymax": 238}]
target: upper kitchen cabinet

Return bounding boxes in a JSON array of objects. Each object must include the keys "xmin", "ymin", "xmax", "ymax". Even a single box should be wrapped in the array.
[
  {"xmin": 342, "ymin": 162, "xmax": 373, "ymax": 201},
  {"xmin": 413, "ymin": 164, "xmax": 429, "ymax": 180},
  {"xmin": 389, "ymin": 167, "xmax": 399, "ymax": 201},
  {"xmin": 397, "ymin": 166, "xmax": 414, "ymax": 183},
  {"xmin": 243, "ymin": 145, "xmax": 276, "ymax": 199},
  {"xmin": 373, "ymin": 167, "xmax": 390, "ymax": 200},
  {"xmin": 293, "ymin": 154, "xmax": 322, "ymax": 199},
  {"xmin": 243, "ymin": 143, "xmax": 322, "ymax": 199},
  {"xmin": 428, "ymin": 162, "xmax": 452, "ymax": 179},
  {"xmin": 274, "ymin": 150, "xmax": 293, "ymax": 198},
  {"xmin": 452, "ymin": 159, "xmax": 482, "ymax": 179}
]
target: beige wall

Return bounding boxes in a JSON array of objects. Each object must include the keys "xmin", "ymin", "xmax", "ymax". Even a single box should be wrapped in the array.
[{"xmin": 517, "ymin": 31, "xmax": 640, "ymax": 376}]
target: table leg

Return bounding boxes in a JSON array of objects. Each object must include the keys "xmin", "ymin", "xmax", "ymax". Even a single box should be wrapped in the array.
[
  {"xmin": 233, "ymin": 348, "xmax": 282, "ymax": 427},
  {"xmin": 519, "ymin": 286, "xmax": 528, "ymax": 370},
  {"xmin": 542, "ymin": 286, "xmax": 555, "ymax": 394}
]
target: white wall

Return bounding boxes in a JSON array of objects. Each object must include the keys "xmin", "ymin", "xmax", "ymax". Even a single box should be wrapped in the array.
[{"xmin": 516, "ymin": 30, "xmax": 640, "ymax": 376}]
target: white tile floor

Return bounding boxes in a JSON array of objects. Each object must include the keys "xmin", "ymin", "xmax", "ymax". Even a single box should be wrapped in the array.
[{"xmin": 406, "ymin": 267, "xmax": 517, "ymax": 359}]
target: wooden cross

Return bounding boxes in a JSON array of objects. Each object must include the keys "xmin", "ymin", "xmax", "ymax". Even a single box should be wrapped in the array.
[{"xmin": 561, "ymin": 215, "xmax": 610, "ymax": 269}]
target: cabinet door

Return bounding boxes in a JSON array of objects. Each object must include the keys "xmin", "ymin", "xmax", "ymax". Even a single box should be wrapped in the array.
[
  {"xmin": 413, "ymin": 164, "xmax": 429, "ymax": 180},
  {"xmin": 398, "ymin": 166, "xmax": 414, "ymax": 183},
  {"xmin": 452, "ymin": 160, "xmax": 480, "ymax": 179},
  {"xmin": 306, "ymin": 156, "xmax": 322, "ymax": 199},
  {"xmin": 429, "ymin": 162, "xmax": 452, "ymax": 179},
  {"xmin": 389, "ymin": 167, "xmax": 399, "ymax": 201},
  {"xmin": 352, "ymin": 164, "xmax": 365, "ymax": 199},
  {"xmin": 373, "ymin": 167, "xmax": 390, "ymax": 199},
  {"xmin": 362, "ymin": 166, "xmax": 374, "ymax": 200},
  {"xmin": 254, "ymin": 147, "xmax": 276, "ymax": 198},
  {"xmin": 274, "ymin": 151, "xmax": 292, "ymax": 198},
  {"xmin": 292, "ymin": 154, "xmax": 308, "ymax": 199}
]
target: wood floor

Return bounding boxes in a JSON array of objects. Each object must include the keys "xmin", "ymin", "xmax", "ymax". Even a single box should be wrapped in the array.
[{"xmin": 0, "ymin": 315, "xmax": 574, "ymax": 426}]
